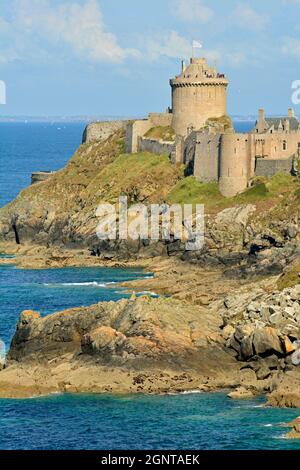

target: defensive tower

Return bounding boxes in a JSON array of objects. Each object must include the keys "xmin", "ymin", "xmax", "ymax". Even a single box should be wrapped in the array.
[{"xmin": 170, "ymin": 58, "xmax": 228, "ymax": 137}]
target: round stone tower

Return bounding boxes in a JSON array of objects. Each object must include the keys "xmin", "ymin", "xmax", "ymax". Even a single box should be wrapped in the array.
[
  {"xmin": 170, "ymin": 58, "xmax": 228, "ymax": 137},
  {"xmin": 218, "ymin": 134, "xmax": 251, "ymax": 197}
]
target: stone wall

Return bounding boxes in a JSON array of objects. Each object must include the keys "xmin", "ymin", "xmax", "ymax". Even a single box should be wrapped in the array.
[
  {"xmin": 138, "ymin": 137, "xmax": 174, "ymax": 156},
  {"xmin": 148, "ymin": 113, "xmax": 172, "ymax": 127},
  {"xmin": 125, "ymin": 120, "xmax": 153, "ymax": 153},
  {"xmin": 82, "ymin": 121, "xmax": 128, "ymax": 144},
  {"xmin": 255, "ymin": 156, "xmax": 294, "ymax": 177},
  {"xmin": 126, "ymin": 113, "xmax": 173, "ymax": 154},
  {"xmin": 193, "ymin": 133, "xmax": 220, "ymax": 182},
  {"xmin": 253, "ymin": 130, "xmax": 300, "ymax": 160}
]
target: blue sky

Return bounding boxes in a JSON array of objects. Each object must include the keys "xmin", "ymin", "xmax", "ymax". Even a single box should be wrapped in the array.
[{"xmin": 0, "ymin": 0, "xmax": 300, "ymax": 117}]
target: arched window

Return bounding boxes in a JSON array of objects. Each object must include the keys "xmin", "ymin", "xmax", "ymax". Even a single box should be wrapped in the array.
[{"xmin": 283, "ymin": 141, "xmax": 287, "ymax": 151}]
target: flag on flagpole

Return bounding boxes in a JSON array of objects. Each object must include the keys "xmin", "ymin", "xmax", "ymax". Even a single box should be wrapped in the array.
[{"xmin": 192, "ymin": 40, "xmax": 203, "ymax": 49}]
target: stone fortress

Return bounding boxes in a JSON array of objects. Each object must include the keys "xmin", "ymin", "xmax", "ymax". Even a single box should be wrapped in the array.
[{"xmin": 83, "ymin": 56, "xmax": 300, "ymax": 197}]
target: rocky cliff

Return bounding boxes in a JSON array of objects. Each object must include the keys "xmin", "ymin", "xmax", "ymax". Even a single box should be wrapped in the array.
[
  {"xmin": 0, "ymin": 128, "xmax": 299, "ymax": 269},
  {"xmin": 0, "ymin": 296, "xmax": 241, "ymax": 397}
]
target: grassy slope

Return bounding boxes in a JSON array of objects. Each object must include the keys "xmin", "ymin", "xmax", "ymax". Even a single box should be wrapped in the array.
[
  {"xmin": 144, "ymin": 126, "xmax": 176, "ymax": 142},
  {"xmin": 0, "ymin": 128, "xmax": 299, "ymax": 244},
  {"xmin": 168, "ymin": 172, "xmax": 300, "ymax": 214}
]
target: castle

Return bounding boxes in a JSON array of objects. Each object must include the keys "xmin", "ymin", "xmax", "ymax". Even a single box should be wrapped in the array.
[{"xmin": 84, "ymin": 57, "xmax": 300, "ymax": 198}]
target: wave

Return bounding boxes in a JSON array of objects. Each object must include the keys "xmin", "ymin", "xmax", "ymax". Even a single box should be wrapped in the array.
[
  {"xmin": 137, "ymin": 291, "xmax": 158, "ymax": 297},
  {"xmin": 43, "ymin": 281, "xmax": 116, "ymax": 288},
  {"xmin": 167, "ymin": 390, "xmax": 203, "ymax": 396}
]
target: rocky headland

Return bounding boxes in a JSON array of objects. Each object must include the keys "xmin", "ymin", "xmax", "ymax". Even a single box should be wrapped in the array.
[{"xmin": 0, "ymin": 128, "xmax": 300, "ymax": 437}]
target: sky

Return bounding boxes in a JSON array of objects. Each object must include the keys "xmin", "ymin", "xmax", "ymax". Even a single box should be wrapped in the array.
[{"xmin": 1, "ymin": 0, "xmax": 300, "ymax": 117}]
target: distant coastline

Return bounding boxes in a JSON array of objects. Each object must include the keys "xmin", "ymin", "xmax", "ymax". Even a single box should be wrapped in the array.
[{"xmin": 0, "ymin": 114, "xmax": 271, "ymax": 124}]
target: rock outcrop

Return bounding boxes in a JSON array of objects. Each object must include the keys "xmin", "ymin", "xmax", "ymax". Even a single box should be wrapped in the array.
[
  {"xmin": 0, "ymin": 296, "xmax": 241, "ymax": 398},
  {"xmin": 221, "ymin": 284, "xmax": 300, "ymax": 359},
  {"xmin": 286, "ymin": 418, "xmax": 300, "ymax": 439}
]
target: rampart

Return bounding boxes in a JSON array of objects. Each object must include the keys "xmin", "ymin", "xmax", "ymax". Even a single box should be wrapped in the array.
[
  {"xmin": 125, "ymin": 113, "xmax": 172, "ymax": 153},
  {"xmin": 255, "ymin": 156, "xmax": 295, "ymax": 177},
  {"xmin": 82, "ymin": 121, "xmax": 128, "ymax": 144},
  {"xmin": 138, "ymin": 137, "xmax": 174, "ymax": 156}
]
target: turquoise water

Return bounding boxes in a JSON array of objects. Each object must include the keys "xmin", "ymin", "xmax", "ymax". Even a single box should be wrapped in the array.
[
  {"xmin": 0, "ymin": 261, "xmax": 153, "ymax": 348},
  {"xmin": 1, "ymin": 121, "xmax": 300, "ymax": 450},
  {"xmin": 0, "ymin": 393, "xmax": 300, "ymax": 450}
]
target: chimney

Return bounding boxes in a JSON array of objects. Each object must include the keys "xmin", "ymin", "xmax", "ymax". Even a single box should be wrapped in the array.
[
  {"xmin": 259, "ymin": 108, "xmax": 265, "ymax": 122},
  {"xmin": 257, "ymin": 108, "xmax": 267, "ymax": 133},
  {"xmin": 285, "ymin": 118, "xmax": 290, "ymax": 132},
  {"xmin": 288, "ymin": 108, "xmax": 295, "ymax": 118}
]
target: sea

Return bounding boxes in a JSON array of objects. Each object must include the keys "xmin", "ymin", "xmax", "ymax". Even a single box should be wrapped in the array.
[{"xmin": 0, "ymin": 120, "xmax": 300, "ymax": 450}]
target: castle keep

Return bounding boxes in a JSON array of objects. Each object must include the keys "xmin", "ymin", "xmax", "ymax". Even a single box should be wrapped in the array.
[
  {"xmin": 84, "ymin": 56, "xmax": 300, "ymax": 198},
  {"xmin": 170, "ymin": 58, "xmax": 228, "ymax": 136}
]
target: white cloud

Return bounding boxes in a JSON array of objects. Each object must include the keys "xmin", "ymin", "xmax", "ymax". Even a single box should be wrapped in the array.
[
  {"xmin": 146, "ymin": 31, "xmax": 192, "ymax": 60},
  {"xmin": 0, "ymin": 0, "xmax": 140, "ymax": 64},
  {"xmin": 144, "ymin": 32, "xmax": 247, "ymax": 69},
  {"xmin": 173, "ymin": 0, "xmax": 214, "ymax": 23},
  {"xmin": 232, "ymin": 4, "xmax": 269, "ymax": 32}
]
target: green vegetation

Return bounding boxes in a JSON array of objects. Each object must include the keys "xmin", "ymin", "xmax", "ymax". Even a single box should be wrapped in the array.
[
  {"xmin": 295, "ymin": 188, "xmax": 300, "ymax": 199},
  {"xmin": 144, "ymin": 126, "xmax": 176, "ymax": 142},
  {"xmin": 90, "ymin": 151, "xmax": 183, "ymax": 204},
  {"xmin": 232, "ymin": 173, "xmax": 298, "ymax": 204},
  {"xmin": 166, "ymin": 171, "xmax": 300, "ymax": 210},
  {"xmin": 232, "ymin": 182, "xmax": 269, "ymax": 203},
  {"xmin": 205, "ymin": 115, "xmax": 233, "ymax": 131},
  {"xmin": 167, "ymin": 176, "xmax": 222, "ymax": 206},
  {"xmin": 277, "ymin": 264, "xmax": 300, "ymax": 290}
]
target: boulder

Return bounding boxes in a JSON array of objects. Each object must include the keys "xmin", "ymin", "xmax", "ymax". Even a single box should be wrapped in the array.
[
  {"xmin": 287, "ymin": 420, "xmax": 300, "ymax": 439},
  {"xmin": 256, "ymin": 364, "xmax": 271, "ymax": 380},
  {"xmin": 252, "ymin": 327, "xmax": 283, "ymax": 356},
  {"xmin": 240, "ymin": 335, "xmax": 254, "ymax": 360},
  {"xmin": 282, "ymin": 322, "xmax": 300, "ymax": 340},
  {"xmin": 222, "ymin": 324, "xmax": 235, "ymax": 340},
  {"xmin": 228, "ymin": 386, "xmax": 255, "ymax": 400},
  {"xmin": 229, "ymin": 335, "xmax": 240, "ymax": 353},
  {"xmin": 234, "ymin": 325, "xmax": 253, "ymax": 343},
  {"xmin": 286, "ymin": 224, "xmax": 298, "ymax": 239},
  {"xmin": 282, "ymin": 336, "xmax": 296, "ymax": 355},
  {"xmin": 264, "ymin": 355, "xmax": 280, "ymax": 370},
  {"xmin": 269, "ymin": 312, "xmax": 284, "ymax": 326},
  {"xmin": 291, "ymin": 349, "xmax": 300, "ymax": 366}
]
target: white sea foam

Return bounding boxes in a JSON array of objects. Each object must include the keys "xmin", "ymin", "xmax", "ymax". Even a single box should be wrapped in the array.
[
  {"xmin": 137, "ymin": 291, "xmax": 158, "ymax": 296},
  {"xmin": 44, "ymin": 281, "xmax": 116, "ymax": 288},
  {"xmin": 167, "ymin": 390, "xmax": 203, "ymax": 396}
]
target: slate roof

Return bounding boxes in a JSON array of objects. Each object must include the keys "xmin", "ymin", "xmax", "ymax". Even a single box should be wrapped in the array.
[{"xmin": 265, "ymin": 117, "xmax": 300, "ymax": 131}]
